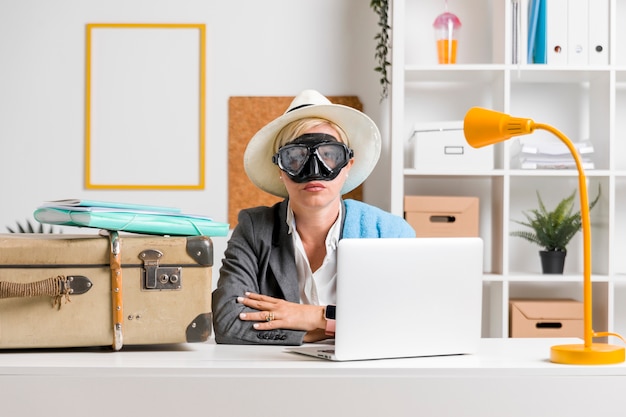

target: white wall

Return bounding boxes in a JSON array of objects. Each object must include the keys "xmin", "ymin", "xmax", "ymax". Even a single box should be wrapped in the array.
[{"xmin": 0, "ymin": 0, "xmax": 390, "ymax": 276}]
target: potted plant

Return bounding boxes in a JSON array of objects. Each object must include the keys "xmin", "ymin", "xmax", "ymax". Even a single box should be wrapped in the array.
[
  {"xmin": 6, "ymin": 219, "xmax": 58, "ymax": 234},
  {"xmin": 510, "ymin": 186, "xmax": 601, "ymax": 274}
]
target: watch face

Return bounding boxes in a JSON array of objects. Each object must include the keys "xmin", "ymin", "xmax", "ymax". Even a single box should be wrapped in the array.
[{"xmin": 325, "ymin": 305, "xmax": 336, "ymax": 320}]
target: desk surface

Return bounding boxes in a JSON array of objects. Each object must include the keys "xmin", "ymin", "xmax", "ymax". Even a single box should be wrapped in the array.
[
  {"xmin": 1, "ymin": 337, "xmax": 624, "ymax": 374},
  {"xmin": 1, "ymin": 338, "xmax": 625, "ymax": 417}
]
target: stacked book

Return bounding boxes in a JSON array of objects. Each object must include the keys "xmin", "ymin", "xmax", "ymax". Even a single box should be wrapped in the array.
[{"xmin": 512, "ymin": 138, "xmax": 594, "ymax": 170}]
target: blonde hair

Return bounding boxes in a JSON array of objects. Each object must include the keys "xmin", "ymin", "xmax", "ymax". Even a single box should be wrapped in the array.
[{"xmin": 273, "ymin": 118, "xmax": 350, "ymax": 153}]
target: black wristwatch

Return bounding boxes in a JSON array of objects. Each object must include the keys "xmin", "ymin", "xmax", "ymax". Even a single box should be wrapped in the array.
[{"xmin": 325, "ymin": 305, "xmax": 336, "ymax": 336}]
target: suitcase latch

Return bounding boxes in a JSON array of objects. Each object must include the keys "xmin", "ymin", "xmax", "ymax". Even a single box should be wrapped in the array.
[{"xmin": 139, "ymin": 249, "xmax": 182, "ymax": 291}]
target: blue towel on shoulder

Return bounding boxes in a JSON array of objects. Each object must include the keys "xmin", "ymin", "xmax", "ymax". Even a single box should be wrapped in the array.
[{"xmin": 342, "ymin": 199, "xmax": 415, "ymax": 239}]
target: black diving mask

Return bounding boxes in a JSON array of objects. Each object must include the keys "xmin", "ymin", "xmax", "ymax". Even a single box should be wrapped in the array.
[{"xmin": 272, "ymin": 133, "xmax": 354, "ymax": 183}]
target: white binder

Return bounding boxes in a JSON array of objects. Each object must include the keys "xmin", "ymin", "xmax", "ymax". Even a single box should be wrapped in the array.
[
  {"xmin": 567, "ymin": 0, "xmax": 588, "ymax": 65},
  {"xmin": 588, "ymin": 0, "xmax": 609, "ymax": 65},
  {"xmin": 546, "ymin": 0, "xmax": 568, "ymax": 65}
]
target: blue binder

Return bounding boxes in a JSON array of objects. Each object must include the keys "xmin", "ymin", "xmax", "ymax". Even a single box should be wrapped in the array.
[
  {"xmin": 527, "ymin": 0, "xmax": 540, "ymax": 63},
  {"xmin": 533, "ymin": 0, "xmax": 547, "ymax": 64},
  {"xmin": 527, "ymin": 0, "xmax": 547, "ymax": 64}
]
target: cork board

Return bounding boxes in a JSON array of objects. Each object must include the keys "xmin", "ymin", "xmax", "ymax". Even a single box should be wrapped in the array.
[{"xmin": 228, "ymin": 96, "xmax": 364, "ymax": 227}]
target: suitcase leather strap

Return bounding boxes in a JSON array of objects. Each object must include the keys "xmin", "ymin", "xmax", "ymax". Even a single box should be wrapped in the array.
[{"xmin": 108, "ymin": 231, "xmax": 124, "ymax": 351}]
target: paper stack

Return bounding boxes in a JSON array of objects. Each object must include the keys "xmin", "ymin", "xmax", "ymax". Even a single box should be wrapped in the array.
[{"xmin": 512, "ymin": 138, "xmax": 594, "ymax": 170}]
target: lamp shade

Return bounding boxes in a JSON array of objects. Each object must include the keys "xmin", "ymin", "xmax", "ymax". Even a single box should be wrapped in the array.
[{"xmin": 463, "ymin": 107, "xmax": 535, "ymax": 148}]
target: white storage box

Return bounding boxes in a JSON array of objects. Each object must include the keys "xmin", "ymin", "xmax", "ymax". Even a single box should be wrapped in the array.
[{"xmin": 412, "ymin": 121, "xmax": 494, "ymax": 171}]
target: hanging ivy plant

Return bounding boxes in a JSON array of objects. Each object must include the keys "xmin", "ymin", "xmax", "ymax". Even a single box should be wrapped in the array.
[{"xmin": 370, "ymin": 0, "xmax": 391, "ymax": 101}]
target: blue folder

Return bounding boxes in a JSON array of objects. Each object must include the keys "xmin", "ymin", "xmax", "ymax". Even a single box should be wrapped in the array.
[
  {"xmin": 34, "ymin": 200, "xmax": 229, "ymax": 237},
  {"xmin": 533, "ymin": 0, "xmax": 547, "ymax": 64},
  {"xmin": 527, "ymin": 0, "xmax": 547, "ymax": 64}
]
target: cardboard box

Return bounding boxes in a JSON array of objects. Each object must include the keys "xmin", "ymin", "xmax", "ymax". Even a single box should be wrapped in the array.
[
  {"xmin": 412, "ymin": 121, "xmax": 494, "ymax": 171},
  {"xmin": 404, "ymin": 196, "xmax": 479, "ymax": 237},
  {"xmin": 509, "ymin": 299, "xmax": 583, "ymax": 338}
]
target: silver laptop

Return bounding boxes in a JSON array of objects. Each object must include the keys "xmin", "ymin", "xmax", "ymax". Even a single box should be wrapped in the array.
[{"xmin": 286, "ymin": 237, "xmax": 483, "ymax": 361}]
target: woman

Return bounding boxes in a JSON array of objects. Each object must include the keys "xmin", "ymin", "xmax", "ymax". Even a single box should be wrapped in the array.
[{"xmin": 212, "ymin": 90, "xmax": 415, "ymax": 345}]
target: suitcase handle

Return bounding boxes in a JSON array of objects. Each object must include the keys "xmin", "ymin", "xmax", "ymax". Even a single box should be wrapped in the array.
[{"xmin": 0, "ymin": 275, "xmax": 93, "ymax": 306}]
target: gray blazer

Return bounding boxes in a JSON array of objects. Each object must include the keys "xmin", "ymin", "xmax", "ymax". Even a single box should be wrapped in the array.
[
  {"xmin": 212, "ymin": 200, "xmax": 307, "ymax": 345},
  {"xmin": 211, "ymin": 198, "xmax": 415, "ymax": 345}
]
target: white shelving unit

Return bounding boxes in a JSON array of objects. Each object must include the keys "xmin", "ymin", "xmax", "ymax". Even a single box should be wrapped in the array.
[{"xmin": 390, "ymin": 0, "xmax": 626, "ymax": 339}]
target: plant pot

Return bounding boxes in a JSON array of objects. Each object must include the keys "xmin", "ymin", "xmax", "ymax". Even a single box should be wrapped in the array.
[{"xmin": 539, "ymin": 250, "xmax": 566, "ymax": 274}]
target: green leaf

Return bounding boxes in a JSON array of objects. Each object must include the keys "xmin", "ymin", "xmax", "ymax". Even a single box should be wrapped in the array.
[{"xmin": 510, "ymin": 185, "xmax": 601, "ymax": 252}]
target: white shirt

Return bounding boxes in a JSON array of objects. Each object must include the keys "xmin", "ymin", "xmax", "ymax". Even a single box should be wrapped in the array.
[{"xmin": 286, "ymin": 202, "xmax": 342, "ymax": 306}]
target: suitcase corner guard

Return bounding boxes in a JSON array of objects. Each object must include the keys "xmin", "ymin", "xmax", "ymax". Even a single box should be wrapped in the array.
[
  {"xmin": 186, "ymin": 236, "xmax": 213, "ymax": 266},
  {"xmin": 186, "ymin": 313, "xmax": 212, "ymax": 343}
]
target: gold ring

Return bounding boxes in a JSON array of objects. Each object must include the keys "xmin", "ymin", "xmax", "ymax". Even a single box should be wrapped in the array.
[{"xmin": 266, "ymin": 312, "xmax": 274, "ymax": 322}]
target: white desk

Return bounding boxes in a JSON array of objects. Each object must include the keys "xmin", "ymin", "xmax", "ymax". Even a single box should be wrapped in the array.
[{"xmin": 1, "ymin": 338, "xmax": 624, "ymax": 417}]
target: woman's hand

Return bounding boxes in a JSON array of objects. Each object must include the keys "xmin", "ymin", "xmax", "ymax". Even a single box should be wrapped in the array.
[{"xmin": 237, "ymin": 292, "xmax": 326, "ymax": 333}]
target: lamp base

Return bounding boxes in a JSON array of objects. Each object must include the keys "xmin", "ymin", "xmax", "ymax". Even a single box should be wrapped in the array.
[{"xmin": 550, "ymin": 343, "xmax": 625, "ymax": 365}]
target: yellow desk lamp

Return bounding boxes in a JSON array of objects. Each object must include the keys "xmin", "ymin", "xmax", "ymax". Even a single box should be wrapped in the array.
[{"xmin": 463, "ymin": 107, "xmax": 625, "ymax": 365}]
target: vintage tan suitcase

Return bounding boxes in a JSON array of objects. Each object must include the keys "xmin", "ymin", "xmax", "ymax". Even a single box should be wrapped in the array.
[{"xmin": 0, "ymin": 232, "xmax": 213, "ymax": 350}]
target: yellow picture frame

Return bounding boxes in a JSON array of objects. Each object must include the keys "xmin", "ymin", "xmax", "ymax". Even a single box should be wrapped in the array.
[{"xmin": 85, "ymin": 23, "xmax": 206, "ymax": 190}]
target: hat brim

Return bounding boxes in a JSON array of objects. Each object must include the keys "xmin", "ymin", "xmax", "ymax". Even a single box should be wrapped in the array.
[{"xmin": 244, "ymin": 103, "xmax": 381, "ymax": 198}]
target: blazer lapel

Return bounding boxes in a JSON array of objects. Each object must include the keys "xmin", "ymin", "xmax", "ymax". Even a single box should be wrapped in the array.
[{"xmin": 269, "ymin": 200, "xmax": 300, "ymax": 303}]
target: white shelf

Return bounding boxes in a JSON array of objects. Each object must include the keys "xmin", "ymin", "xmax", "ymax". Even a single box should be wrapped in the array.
[
  {"xmin": 404, "ymin": 65, "xmax": 506, "ymax": 82},
  {"xmin": 391, "ymin": 0, "xmax": 623, "ymax": 338},
  {"xmin": 403, "ymin": 169, "xmax": 613, "ymax": 177},
  {"xmin": 507, "ymin": 170, "xmax": 611, "ymax": 177},
  {"xmin": 403, "ymin": 169, "xmax": 504, "ymax": 177},
  {"xmin": 485, "ymin": 273, "xmax": 612, "ymax": 283}
]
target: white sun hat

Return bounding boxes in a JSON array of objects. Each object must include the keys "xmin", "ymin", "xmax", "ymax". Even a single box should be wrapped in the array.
[{"xmin": 243, "ymin": 89, "xmax": 381, "ymax": 198}]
